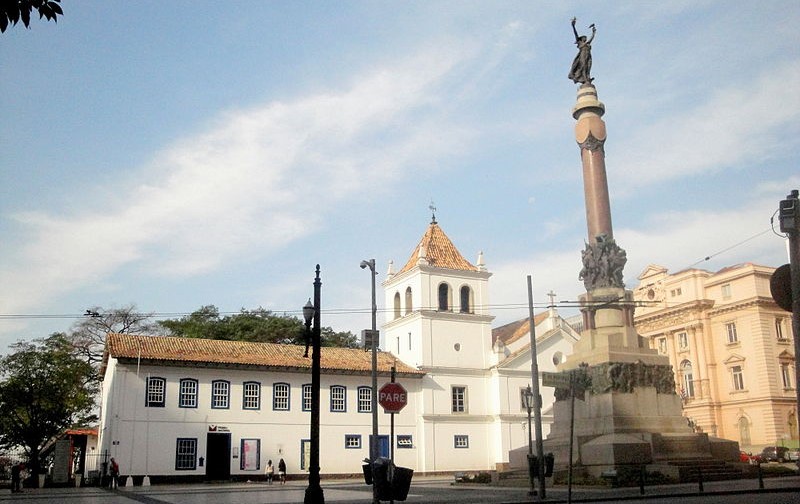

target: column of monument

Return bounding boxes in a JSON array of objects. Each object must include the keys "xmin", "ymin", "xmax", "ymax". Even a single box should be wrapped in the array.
[{"xmin": 541, "ymin": 19, "xmax": 738, "ymax": 475}]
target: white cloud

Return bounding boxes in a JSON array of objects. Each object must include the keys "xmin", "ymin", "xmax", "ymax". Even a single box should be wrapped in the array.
[
  {"xmin": 489, "ymin": 182, "xmax": 792, "ymax": 328},
  {"xmin": 612, "ymin": 61, "xmax": 800, "ymax": 192},
  {"xmin": 0, "ymin": 47, "xmax": 475, "ymax": 319}
]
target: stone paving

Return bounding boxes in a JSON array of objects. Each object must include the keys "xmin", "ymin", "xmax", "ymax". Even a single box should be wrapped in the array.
[{"xmin": 1, "ymin": 474, "xmax": 798, "ymax": 504}]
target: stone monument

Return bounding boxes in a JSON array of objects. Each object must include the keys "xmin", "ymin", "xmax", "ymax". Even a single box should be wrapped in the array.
[{"xmin": 543, "ymin": 19, "xmax": 738, "ymax": 479}]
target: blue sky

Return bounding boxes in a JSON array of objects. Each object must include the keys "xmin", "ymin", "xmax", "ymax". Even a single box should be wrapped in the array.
[{"xmin": 1, "ymin": 1, "xmax": 797, "ymax": 351}]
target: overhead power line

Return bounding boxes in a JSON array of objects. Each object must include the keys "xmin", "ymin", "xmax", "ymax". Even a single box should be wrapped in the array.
[
  {"xmin": 685, "ymin": 226, "xmax": 774, "ymax": 269},
  {"xmin": 0, "ymin": 298, "xmax": 668, "ymax": 322}
]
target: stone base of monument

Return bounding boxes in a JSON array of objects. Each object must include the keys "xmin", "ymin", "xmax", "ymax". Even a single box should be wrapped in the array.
[
  {"xmin": 531, "ymin": 285, "xmax": 740, "ymax": 482},
  {"xmin": 541, "ymin": 387, "xmax": 696, "ymax": 473}
]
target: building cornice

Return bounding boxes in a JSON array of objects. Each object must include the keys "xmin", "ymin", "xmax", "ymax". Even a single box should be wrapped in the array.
[
  {"xmin": 383, "ymin": 310, "xmax": 494, "ymax": 330},
  {"xmin": 116, "ymin": 357, "xmax": 425, "ymax": 379},
  {"xmin": 707, "ymin": 296, "xmax": 779, "ymax": 317},
  {"xmin": 421, "ymin": 366, "xmax": 489, "ymax": 377},
  {"xmin": 383, "ymin": 264, "xmax": 492, "ymax": 287},
  {"xmin": 634, "ymin": 299, "xmax": 714, "ymax": 334},
  {"xmin": 421, "ymin": 414, "xmax": 494, "ymax": 423}
]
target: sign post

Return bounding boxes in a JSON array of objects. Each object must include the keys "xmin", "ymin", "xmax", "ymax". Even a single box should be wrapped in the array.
[{"xmin": 379, "ymin": 379, "xmax": 406, "ymax": 504}]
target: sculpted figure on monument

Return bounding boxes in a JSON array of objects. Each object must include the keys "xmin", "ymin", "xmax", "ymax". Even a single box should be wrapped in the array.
[
  {"xmin": 569, "ymin": 17, "xmax": 596, "ymax": 85},
  {"xmin": 579, "ymin": 234, "xmax": 627, "ymax": 290}
]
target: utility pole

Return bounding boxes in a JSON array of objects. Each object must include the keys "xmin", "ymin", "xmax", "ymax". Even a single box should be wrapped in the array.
[{"xmin": 526, "ymin": 276, "xmax": 546, "ymax": 500}]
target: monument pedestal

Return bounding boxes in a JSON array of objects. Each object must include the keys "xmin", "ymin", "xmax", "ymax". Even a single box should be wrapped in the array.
[{"xmin": 542, "ymin": 287, "xmax": 738, "ymax": 477}]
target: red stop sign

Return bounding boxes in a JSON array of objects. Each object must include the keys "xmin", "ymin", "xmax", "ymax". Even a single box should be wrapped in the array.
[{"xmin": 378, "ymin": 382, "xmax": 408, "ymax": 413}]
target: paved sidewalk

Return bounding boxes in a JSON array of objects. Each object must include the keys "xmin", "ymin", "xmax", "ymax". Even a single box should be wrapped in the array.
[{"xmin": 0, "ymin": 475, "xmax": 797, "ymax": 504}]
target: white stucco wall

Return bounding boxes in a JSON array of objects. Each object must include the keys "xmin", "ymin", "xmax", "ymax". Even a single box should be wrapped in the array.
[{"xmin": 99, "ymin": 361, "xmax": 424, "ymax": 477}]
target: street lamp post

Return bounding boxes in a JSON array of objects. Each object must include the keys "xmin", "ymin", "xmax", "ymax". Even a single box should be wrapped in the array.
[
  {"xmin": 360, "ymin": 258, "xmax": 379, "ymax": 504},
  {"xmin": 303, "ymin": 265, "xmax": 324, "ymax": 504},
  {"xmin": 522, "ymin": 385, "xmax": 535, "ymax": 497}
]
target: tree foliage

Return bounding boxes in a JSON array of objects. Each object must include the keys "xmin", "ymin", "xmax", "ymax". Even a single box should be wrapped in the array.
[
  {"xmin": 0, "ymin": 334, "xmax": 97, "ymax": 474},
  {"xmin": 159, "ymin": 305, "xmax": 359, "ymax": 348},
  {"xmin": 1, "ymin": 0, "xmax": 63, "ymax": 33},
  {"xmin": 66, "ymin": 305, "xmax": 161, "ymax": 380}
]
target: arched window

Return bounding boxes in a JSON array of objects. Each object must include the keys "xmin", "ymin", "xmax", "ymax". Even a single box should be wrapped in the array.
[
  {"xmin": 680, "ymin": 360, "xmax": 694, "ymax": 398},
  {"xmin": 146, "ymin": 377, "xmax": 166, "ymax": 408},
  {"xmin": 438, "ymin": 283, "xmax": 450, "ymax": 311},
  {"xmin": 211, "ymin": 380, "xmax": 230, "ymax": 409},
  {"xmin": 738, "ymin": 416, "xmax": 751, "ymax": 446},
  {"xmin": 272, "ymin": 382, "xmax": 290, "ymax": 411},
  {"xmin": 179, "ymin": 378, "xmax": 198, "ymax": 408},
  {"xmin": 405, "ymin": 287, "xmax": 413, "ymax": 315},
  {"xmin": 393, "ymin": 292, "xmax": 401, "ymax": 320},
  {"xmin": 460, "ymin": 285, "xmax": 471, "ymax": 313}
]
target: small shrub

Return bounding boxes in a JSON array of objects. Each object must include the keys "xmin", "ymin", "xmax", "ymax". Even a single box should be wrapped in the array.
[{"xmin": 455, "ymin": 472, "xmax": 492, "ymax": 484}]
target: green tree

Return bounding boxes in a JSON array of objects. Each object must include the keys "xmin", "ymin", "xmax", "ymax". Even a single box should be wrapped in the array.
[
  {"xmin": 67, "ymin": 305, "xmax": 162, "ymax": 381},
  {"xmin": 0, "ymin": 334, "xmax": 97, "ymax": 475},
  {"xmin": 159, "ymin": 305, "xmax": 359, "ymax": 348},
  {"xmin": 1, "ymin": 0, "xmax": 63, "ymax": 33}
]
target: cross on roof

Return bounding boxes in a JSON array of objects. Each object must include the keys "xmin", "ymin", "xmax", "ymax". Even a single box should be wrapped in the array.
[
  {"xmin": 547, "ymin": 290, "xmax": 557, "ymax": 307},
  {"xmin": 429, "ymin": 200, "xmax": 437, "ymax": 224}
]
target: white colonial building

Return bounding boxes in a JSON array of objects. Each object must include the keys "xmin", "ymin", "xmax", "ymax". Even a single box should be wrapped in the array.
[{"xmin": 97, "ymin": 218, "xmax": 580, "ymax": 481}]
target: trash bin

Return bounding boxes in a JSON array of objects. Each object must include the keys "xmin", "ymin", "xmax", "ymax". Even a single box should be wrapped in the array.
[
  {"xmin": 391, "ymin": 466, "xmax": 414, "ymax": 501},
  {"xmin": 373, "ymin": 458, "xmax": 392, "ymax": 501},
  {"xmin": 362, "ymin": 463, "xmax": 373, "ymax": 485},
  {"xmin": 544, "ymin": 453, "xmax": 555, "ymax": 477},
  {"xmin": 527, "ymin": 454, "xmax": 539, "ymax": 479}
]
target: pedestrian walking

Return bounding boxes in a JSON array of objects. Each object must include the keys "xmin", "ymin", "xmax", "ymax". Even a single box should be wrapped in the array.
[
  {"xmin": 278, "ymin": 458, "xmax": 286, "ymax": 484},
  {"xmin": 265, "ymin": 459, "xmax": 274, "ymax": 484},
  {"xmin": 109, "ymin": 457, "xmax": 119, "ymax": 489}
]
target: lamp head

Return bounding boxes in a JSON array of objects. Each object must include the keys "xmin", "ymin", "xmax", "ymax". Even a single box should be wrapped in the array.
[{"xmin": 302, "ymin": 299, "xmax": 314, "ymax": 324}]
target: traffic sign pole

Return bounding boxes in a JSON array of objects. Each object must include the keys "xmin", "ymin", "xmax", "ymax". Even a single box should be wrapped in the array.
[
  {"xmin": 390, "ymin": 366, "xmax": 396, "ymax": 464},
  {"xmin": 777, "ymin": 190, "xmax": 800, "ymax": 452}
]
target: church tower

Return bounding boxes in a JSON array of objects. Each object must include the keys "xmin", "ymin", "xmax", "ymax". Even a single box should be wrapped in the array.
[
  {"xmin": 381, "ymin": 213, "xmax": 498, "ymax": 472},
  {"xmin": 381, "ymin": 214, "xmax": 494, "ymax": 369}
]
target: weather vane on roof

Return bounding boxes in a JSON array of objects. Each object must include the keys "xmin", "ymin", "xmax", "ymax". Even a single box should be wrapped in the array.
[{"xmin": 429, "ymin": 200, "xmax": 437, "ymax": 224}]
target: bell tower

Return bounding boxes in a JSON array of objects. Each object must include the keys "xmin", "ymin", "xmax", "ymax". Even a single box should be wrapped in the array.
[{"xmin": 381, "ymin": 215, "xmax": 493, "ymax": 370}]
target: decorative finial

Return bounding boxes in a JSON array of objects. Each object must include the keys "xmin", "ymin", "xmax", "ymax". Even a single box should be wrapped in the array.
[{"xmin": 429, "ymin": 200, "xmax": 437, "ymax": 224}]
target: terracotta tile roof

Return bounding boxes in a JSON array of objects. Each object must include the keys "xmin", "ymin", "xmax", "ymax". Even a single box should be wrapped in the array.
[
  {"xmin": 66, "ymin": 428, "xmax": 98, "ymax": 437},
  {"xmin": 397, "ymin": 222, "xmax": 477, "ymax": 275},
  {"xmin": 104, "ymin": 333, "xmax": 423, "ymax": 377},
  {"xmin": 491, "ymin": 312, "xmax": 549, "ymax": 346}
]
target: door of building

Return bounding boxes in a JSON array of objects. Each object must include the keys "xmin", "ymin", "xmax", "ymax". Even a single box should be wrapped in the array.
[
  {"xmin": 206, "ymin": 432, "xmax": 231, "ymax": 480},
  {"xmin": 300, "ymin": 439, "xmax": 311, "ymax": 471}
]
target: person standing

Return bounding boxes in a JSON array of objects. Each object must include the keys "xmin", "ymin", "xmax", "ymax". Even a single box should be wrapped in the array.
[
  {"xmin": 109, "ymin": 458, "xmax": 119, "ymax": 489},
  {"xmin": 277, "ymin": 458, "xmax": 286, "ymax": 484},
  {"xmin": 10, "ymin": 462, "xmax": 21, "ymax": 493},
  {"xmin": 265, "ymin": 459, "xmax": 274, "ymax": 484}
]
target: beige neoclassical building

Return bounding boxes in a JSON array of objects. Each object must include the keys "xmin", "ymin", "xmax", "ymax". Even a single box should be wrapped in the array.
[{"xmin": 633, "ymin": 263, "xmax": 796, "ymax": 452}]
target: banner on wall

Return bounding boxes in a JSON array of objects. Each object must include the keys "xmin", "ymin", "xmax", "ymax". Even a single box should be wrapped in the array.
[{"xmin": 241, "ymin": 439, "xmax": 260, "ymax": 471}]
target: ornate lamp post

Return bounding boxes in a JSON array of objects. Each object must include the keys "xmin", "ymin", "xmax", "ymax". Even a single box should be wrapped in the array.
[
  {"xmin": 303, "ymin": 265, "xmax": 324, "ymax": 504},
  {"xmin": 522, "ymin": 385, "xmax": 536, "ymax": 497},
  {"xmin": 360, "ymin": 258, "xmax": 379, "ymax": 504}
]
